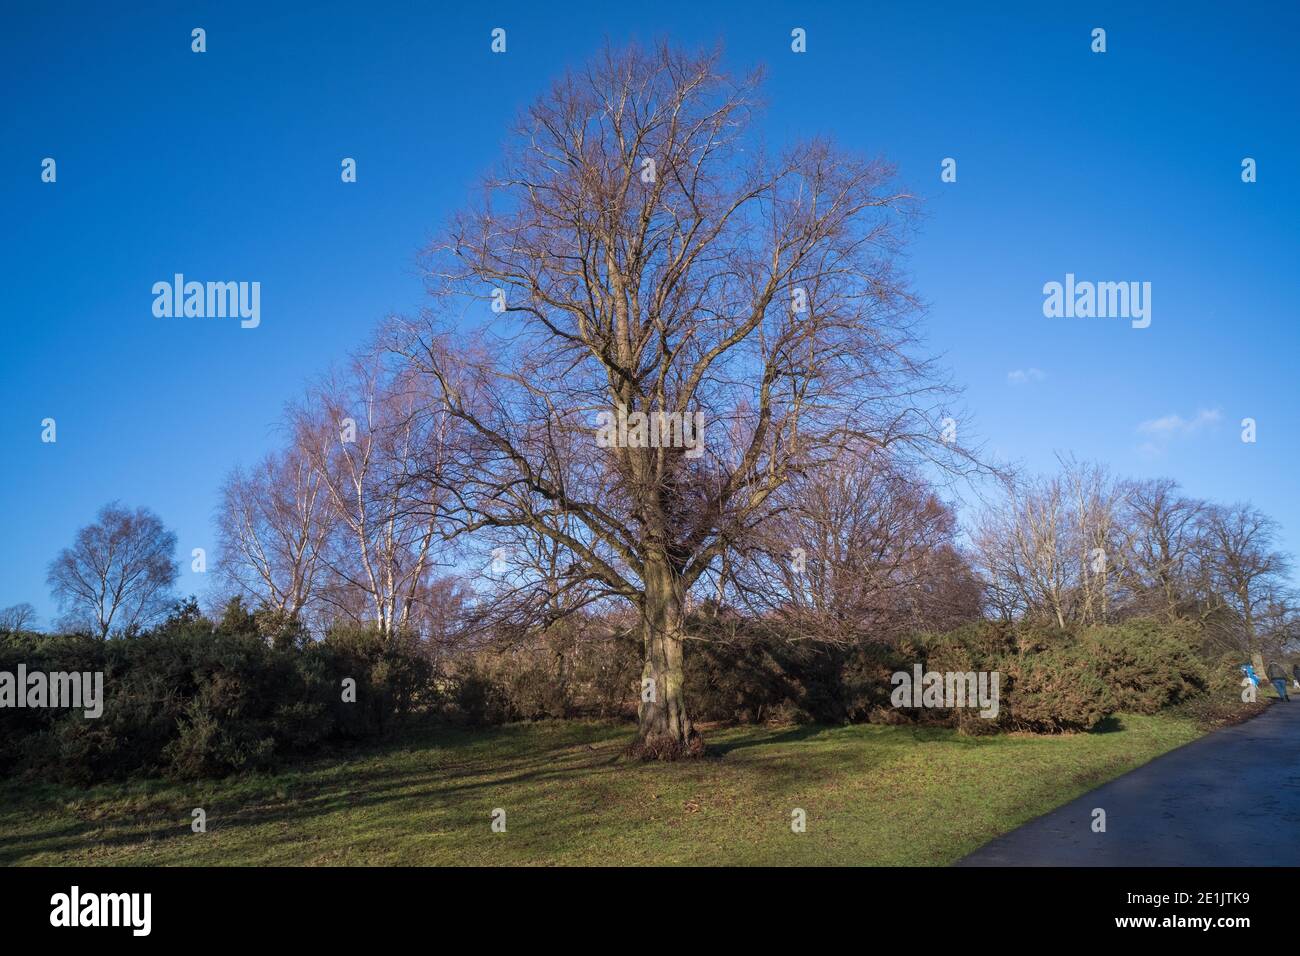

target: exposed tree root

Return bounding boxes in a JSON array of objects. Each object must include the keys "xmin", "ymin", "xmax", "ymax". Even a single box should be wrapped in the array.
[{"xmin": 624, "ymin": 730, "xmax": 708, "ymax": 761}]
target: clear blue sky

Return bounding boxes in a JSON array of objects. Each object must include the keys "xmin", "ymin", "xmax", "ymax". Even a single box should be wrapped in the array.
[{"xmin": 3, "ymin": 0, "xmax": 1297, "ymax": 625}]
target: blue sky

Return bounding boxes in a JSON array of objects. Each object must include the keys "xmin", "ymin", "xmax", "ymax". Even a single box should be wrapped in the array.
[{"xmin": 3, "ymin": 0, "xmax": 1297, "ymax": 625}]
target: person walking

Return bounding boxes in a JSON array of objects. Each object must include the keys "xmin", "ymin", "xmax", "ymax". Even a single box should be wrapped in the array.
[
  {"xmin": 1292, "ymin": 662, "xmax": 1300, "ymax": 691},
  {"xmin": 1266, "ymin": 660, "xmax": 1291, "ymax": 701}
]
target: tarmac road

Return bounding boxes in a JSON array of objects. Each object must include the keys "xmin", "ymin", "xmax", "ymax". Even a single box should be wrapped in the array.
[{"xmin": 958, "ymin": 699, "xmax": 1300, "ymax": 866}]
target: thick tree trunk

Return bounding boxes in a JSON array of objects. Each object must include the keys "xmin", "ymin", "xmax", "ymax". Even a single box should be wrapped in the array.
[{"xmin": 628, "ymin": 559, "xmax": 702, "ymax": 760}]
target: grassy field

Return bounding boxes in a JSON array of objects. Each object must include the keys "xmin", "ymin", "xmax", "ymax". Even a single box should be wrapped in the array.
[{"xmin": 0, "ymin": 714, "xmax": 1208, "ymax": 866}]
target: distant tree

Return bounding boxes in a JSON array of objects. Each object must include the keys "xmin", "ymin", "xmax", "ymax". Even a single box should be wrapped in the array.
[
  {"xmin": 46, "ymin": 503, "xmax": 179, "ymax": 638},
  {"xmin": 405, "ymin": 573, "xmax": 473, "ymax": 650},
  {"xmin": 1117, "ymin": 477, "xmax": 1204, "ymax": 620},
  {"xmin": 974, "ymin": 472, "xmax": 1072, "ymax": 628},
  {"xmin": 729, "ymin": 450, "xmax": 979, "ymax": 643},
  {"xmin": 161, "ymin": 595, "xmax": 205, "ymax": 629},
  {"xmin": 973, "ymin": 458, "xmax": 1128, "ymax": 629},
  {"xmin": 1195, "ymin": 503, "xmax": 1293, "ymax": 657},
  {"xmin": 0, "ymin": 602, "xmax": 38, "ymax": 633},
  {"xmin": 215, "ymin": 445, "xmax": 333, "ymax": 625},
  {"xmin": 218, "ymin": 595, "xmax": 259, "ymax": 634},
  {"xmin": 292, "ymin": 355, "xmax": 455, "ymax": 637}
]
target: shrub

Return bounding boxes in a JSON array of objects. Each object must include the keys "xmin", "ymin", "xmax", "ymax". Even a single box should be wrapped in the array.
[
  {"xmin": 450, "ymin": 664, "xmax": 515, "ymax": 726},
  {"xmin": 1077, "ymin": 619, "xmax": 1207, "ymax": 714},
  {"xmin": 0, "ymin": 607, "xmax": 1228, "ymax": 783},
  {"xmin": 684, "ymin": 633, "xmax": 807, "ymax": 724},
  {"xmin": 445, "ymin": 621, "xmax": 640, "ymax": 725},
  {"xmin": 918, "ymin": 621, "xmax": 1117, "ymax": 734},
  {"xmin": 0, "ymin": 617, "xmax": 440, "ymax": 783},
  {"xmin": 998, "ymin": 643, "xmax": 1114, "ymax": 733},
  {"xmin": 918, "ymin": 624, "xmax": 1010, "ymax": 734}
]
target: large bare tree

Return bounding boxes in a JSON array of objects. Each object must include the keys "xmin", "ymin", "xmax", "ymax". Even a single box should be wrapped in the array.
[
  {"xmin": 47, "ymin": 503, "xmax": 179, "ymax": 638},
  {"xmin": 386, "ymin": 44, "xmax": 965, "ymax": 757}
]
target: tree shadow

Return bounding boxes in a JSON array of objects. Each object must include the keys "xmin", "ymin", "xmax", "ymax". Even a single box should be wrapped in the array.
[{"xmin": 706, "ymin": 724, "xmax": 831, "ymax": 755}]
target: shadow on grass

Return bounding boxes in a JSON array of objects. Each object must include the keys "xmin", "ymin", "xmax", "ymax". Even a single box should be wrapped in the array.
[
  {"xmin": 0, "ymin": 721, "xmax": 644, "ymax": 865},
  {"xmin": 707, "ymin": 723, "xmax": 829, "ymax": 755},
  {"xmin": 0, "ymin": 715, "xmax": 1150, "ymax": 866},
  {"xmin": 0, "ymin": 724, "xmax": 797, "ymax": 863}
]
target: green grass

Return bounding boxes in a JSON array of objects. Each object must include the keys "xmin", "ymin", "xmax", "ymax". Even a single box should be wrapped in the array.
[{"xmin": 0, "ymin": 713, "xmax": 1206, "ymax": 866}]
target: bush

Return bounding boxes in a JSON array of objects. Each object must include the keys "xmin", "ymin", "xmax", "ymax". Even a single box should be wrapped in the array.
[
  {"xmin": 446, "ymin": 621, "xmax": 640, "ymax": 725},
  {"xmin": 0, "ymin": 607, "xmax": 1227, "ymax": 783},
  {"xmin": 998, "ymin": 643, "xmax": 1114, "ymax": 733},
  {"xmin": 0, "ymin": 617, "xmax": 441, "ymax": 784},
  {"xmin": 684, "ymin": 632, "xmax": 808, "ymax": 724},
  {"xmin": 451, "ymin": 664, "xmax": 515, "ymax": 726},
  {"xmin": 1077, "ymin": 619, "xmax": 1207, "ymax": 714},
  {"xmin": 682, "ymin": 615, "xmax": 914, "ymax": 726},
  {"xmin": 318, "ymin": 626, "xmax": 436, "ymax": 736},
  {"xmin": 915, "ymin": 619, "xmax": 1214, "ymax": 734},
  {"xmin": 1171, "ymin": 651, "xmax": 1266, "ymax": 728},
  {"xmin": 917, "ymin": 624, "xmax": 1009, "ymax": 734}
]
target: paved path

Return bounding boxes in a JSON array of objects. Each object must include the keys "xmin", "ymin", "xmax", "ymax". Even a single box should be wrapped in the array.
[{"xmin": 959, "ymin": 701, "xmax": 1300, "ymax": 866}]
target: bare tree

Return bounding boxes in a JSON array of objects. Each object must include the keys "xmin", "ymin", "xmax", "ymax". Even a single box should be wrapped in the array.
[
  {"xmin": 973, "ymin": 459, "xmax": 1128, "ymax": 629},
  {"xmin": 728, "ymin": 450, "xmax": 978, "ymax": 643},
  {"xmin": 1196, "ymin": 502, "xmax": 1293, "ymax": 657},
  {"xmin": 47, "ymin": 503, "xmax": 179, "ymax": 638},
  {"xmin": 296, "ymin": 357, "xmax": 454, "ymax": 636},
  {"xmin": 975, "ymin": 461, "xmax": 1299, "ymax": 657},
  {"xmin": 386, "ymin": 43, "xmax": 969, "ymax": 757},
  {"xmin": 974, "ymin": 474, "xmax": 1070, "ymax": 627},
  {"xmin": 1117, "ymin": 478, "xmax": 1203, "ymax": 620},
  {"xmin": 1063, "ymin": 458, "xmax": 1127, "ymax": 625},
  {"xmin": 405, "ymin": 573, "xmax": 473, "ymax": 651},
  {"xmin": 215, "ymin": 446, "xmax": 333, "ymax": 626},
  {"xmin": 0, "ymin": 603, "xmax": 38, "ymax": 633},
  {"xmin": 468, "ymin": 512, "xmax": 611, "ymax": 636}
]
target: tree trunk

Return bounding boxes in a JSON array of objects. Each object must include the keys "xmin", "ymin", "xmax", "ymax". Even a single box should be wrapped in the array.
[{"xmin": 628, "ymin": 558, "xmax": 702, "ymax": 760}]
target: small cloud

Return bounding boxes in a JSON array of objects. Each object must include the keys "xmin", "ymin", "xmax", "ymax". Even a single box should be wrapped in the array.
[
  {"xmin": 1007, "ymin": 368, "xmax": 1046, "ymax": 386},
  {"xmin": 1137, "ymin": 408, "xmax": 1222, "ymax": 436}
]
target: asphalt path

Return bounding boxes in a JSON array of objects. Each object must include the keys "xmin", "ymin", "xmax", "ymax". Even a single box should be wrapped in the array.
[{"xmin": 958, "ymin": 700, "xmax": 1300, "ymax": 865}]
